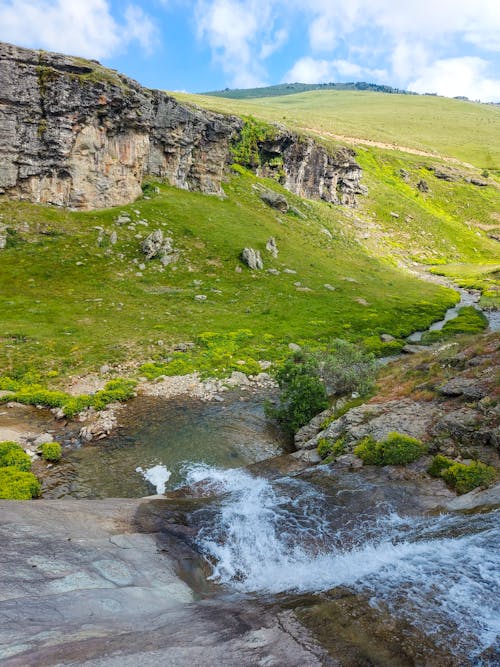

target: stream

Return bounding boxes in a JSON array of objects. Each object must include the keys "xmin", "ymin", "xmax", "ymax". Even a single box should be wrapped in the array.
[{"xmin": 170, "ymin": 464, "xmax": 499, "ymax": 664}]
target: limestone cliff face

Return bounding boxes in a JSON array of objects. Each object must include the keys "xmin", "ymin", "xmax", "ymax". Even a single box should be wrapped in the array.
[
  {"xmin": 258, "ymin": 135, "xmax": 367, "ymax": 206},
  {"xmin": 0, "ymin": 42, "xmax": 365, "ymax": 210}
]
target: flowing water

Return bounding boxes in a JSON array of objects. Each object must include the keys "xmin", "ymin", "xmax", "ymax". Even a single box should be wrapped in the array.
[
  {"xmin": 180, "ymin": 464, "xmax": 500, "ymax": 664},
  {"xmin": 408, "ymin": 286, "xmax": 499, "ymax": 342}
]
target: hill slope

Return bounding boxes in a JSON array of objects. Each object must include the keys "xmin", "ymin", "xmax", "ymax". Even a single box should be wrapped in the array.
[
  {"xmin": 177, "ymin": 90, "xmax": 500, "ymax": 169},
  {"xmin": 203, "ymin": 82, "xmax": 412, "ymax": 99},
  {"xmin": 0, "ymin": 48, "xmax": 498, "ymax": 390}
]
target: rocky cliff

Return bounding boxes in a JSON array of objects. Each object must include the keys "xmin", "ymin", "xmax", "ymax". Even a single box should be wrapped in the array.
[{"xmin": 0, "ymin": 42, "xmax": 365, "ymax": 210}]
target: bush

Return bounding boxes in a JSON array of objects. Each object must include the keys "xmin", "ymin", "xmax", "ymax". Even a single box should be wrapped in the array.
[
  {"xmin": 90, "ymin": 379, "xmax": 136, "ymax": 411},
  {"xmin": 0, "ymin": 441, "xmax": 31, "ymax": 471},
  {"xmin": 317, "ymin": 437, "xmax": 346, "ymax": 460},
  {"xmin": 428, "ymin": 455, "xmax": 497, "ymax": 494},
  {"xmin": 427, "ymin": 454, "xmax": 454, "ymax": 477},
  {"xmin": 354, "ymin": 436, "xmax": 383, "ymax": 465},
  {"xmin": 231, "ymin": 117, "xmax": 276, "ymax": 168},
  {"xmin": 312, "ymin": 339, "xmax": 376, "ymax": 397},
  {"xmin": 266, "ymin": 354, "xmax": 328, "ymax": 433},
  {"xmin": 41, "ymin": 442, "xmax": 62, "ymax": 462},
  {"xmin": 381, "ymin": 432, "xmax": 428, "ymax": 465},
  {"xmin": 0, "ymin": 467, "xmax": 41, "ymax": 499},
  {"xmin": 442, "ymin": 461, "xmax": 496, "ymax": 494},
  {"xmin": 354, "ymin": 432, "xmax": 427, "ymax": 466}
]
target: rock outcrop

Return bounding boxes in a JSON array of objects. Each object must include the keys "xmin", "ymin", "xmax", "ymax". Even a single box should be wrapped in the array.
[
  {"xmin": 0, "ymin": 42, "xmax": 241, "ymax": 209},
  {"xmin": 0, "ymin": 42, "xmax": 366, "ymax": 210},
  {"xmin": 258, "ymin": 137, "xmax": 367, "ymax": 206}
]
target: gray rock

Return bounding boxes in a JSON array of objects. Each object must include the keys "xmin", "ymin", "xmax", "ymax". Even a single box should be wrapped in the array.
[
  {"xmin": 439, "ymin": 378, "xmax": 487, "ymax": 400},
  {"xmin": 380, "ymin": 334, "xmax": 395, "ymax": 342},
  {"xmin": 260, "ymin": 189, "xmax": 289, "ymax": 212},
  {"xmin": 194, "ymin": 294, "xmax": 207, "ymax": 301},
  {"xmin": 267, "ymin": 268, "xmax": 280, "ymax": 275},
  {"xmin": 390, "ymin": 211, "xmax": 400, "ymax": 218},
  {"xmin": 240, "ymin": 247, "xmax": 264, "ymax": 270},
  {"xmin": 324, "ymin": 284, "xmax": 336, "ymax": 291},
  {"xmin": 403, "ymin": 344, "xmax": 429, "ymax": 354},
  {"xmin": 109, "ymin": 231, "xmax": 117, "ymax": 245},
  {"xmin": 335, "ymin": 453, "xmax": 364, "ymax": 468},
  {"xmin": 399, "ymin": 169, "xmax": 410, "ymax": 181},
  {"xmin": 142, "ymin": 230, "xmax": 165, "ymax": 259},
  {"xmin": 466, "ymin": 177, "xmax": 488, "ymax": 187},
  {"xmin": 417, "ymin": 179, "xmax": 429, "ymax": 192},
  {"xmin": 288, "ymin": 343, "xmax": 301, "ymax": 352},
  {"xmin": 289, "ymin": 205, "xmax": 307, "ymax": 219},
  {"xmin": 266, "ymin": 236, "xmax": 279, "ymax": 257},
  {"xmin": 0, "ymin": 42, "xmax": 366, "ymax": 212},
  {"xmin": 283, "ymin": 268, "xmax": 297, "ymax": 274},
  {"xmin": 33, "ymin": 433, "xmax": 53, "ymax": 446},
  {"xmin": 432, "ymin": 168, "xmax": 458, "ymax": 182},
  {"xmin": 445, "ymin": 483, "xmax": 500, "ymax": 511}
]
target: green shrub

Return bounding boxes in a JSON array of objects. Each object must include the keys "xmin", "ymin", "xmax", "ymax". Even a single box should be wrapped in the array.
[
  {"xmin": 91, "ymin": 379, "xmax": 136, "ymax": 411},
  {"xmin": 442, "ymin": 461, "xmax": 496, "ymax": 494},
  {"xmin": 139, "ymin": 362, "xmax": 170, "ymax": 380},
  {"xmin": 0, "ymin": 467, "xmax": 41, "ymax": 499},
  {"xmin": 266, "ymin": 354, "xmax": 328, "ymax": 433},
  {"xmin": 354, "ymin": 432, "xmax": 427, "ymax": 466},
  {"xmin": 428, "ymin": 455, "xmax": 497, "ymax": 494},
  {"xmin": 317, "ymin": 437, "xmax": 346, "ymax": 459},
  {"xmin": 381, "ymin": 432, "xmax": 428, "ymax": 465},
  {"xmin": 354, "ymin": 436, "xmax": 383, "ymax": 465},
  {"xmin": 62, "ymin": 394, "xmax": 93, "ymax": 417},
  {"xmin": 363, "ymin": 336, "xmax": 404, "ymax": 357},
  {"xmin": 41, "ymin": 442, "xmax": 62, "ymax": 462},
  {"xmin": 231, "ymin": 117, "xmax": 276, "ymax": 168},
  {"xmin": 312, "ymin": 339, "xmax": 376, "ymax": 397},
  {"xmin": 428, "ymin": 454, "xmax": 454, "ymax": 477},
  {"xmin": 0, "ymin": 441, "xmax": 31, "ymax": 470}
]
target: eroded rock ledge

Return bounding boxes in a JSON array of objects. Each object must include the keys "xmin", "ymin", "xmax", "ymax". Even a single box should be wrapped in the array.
[{"xmin": 0, "ymin": 41, "xmax": 365, "ymax": 210}]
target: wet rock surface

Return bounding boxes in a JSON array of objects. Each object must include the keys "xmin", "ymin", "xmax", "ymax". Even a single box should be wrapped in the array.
[{"xmin": 0, "ymin": 498, "xmax": 328, "ymax": 666}]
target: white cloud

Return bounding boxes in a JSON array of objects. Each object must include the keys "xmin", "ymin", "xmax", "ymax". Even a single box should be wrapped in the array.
[
  {"xmin": 195, "ymin": 0, "xmax": 288, "ymax": 87},
  {"xmin": 408, "ymin": 57, "xmax": 500, "ymax": 102},
  {"xmin": 0, "ymin": 0, "xmax": 157, "ymax": 59},
  {"xmin": 284, "ymin": 56, "xmax": 387, "ymax": 85}
]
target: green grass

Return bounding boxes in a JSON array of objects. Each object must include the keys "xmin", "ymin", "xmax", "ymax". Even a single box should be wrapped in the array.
[
  {"xmin": 0, "ymin": 169, "xmax": 458, "ymax": 382},
  {"xmin": 175, "ymin": 90, "xmax": 500, "ymax": 168}
]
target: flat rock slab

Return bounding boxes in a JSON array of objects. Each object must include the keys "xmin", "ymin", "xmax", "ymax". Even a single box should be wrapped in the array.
[{"xmin": 0, "ymin": 498, "xmax": 326, "ymax": 666}]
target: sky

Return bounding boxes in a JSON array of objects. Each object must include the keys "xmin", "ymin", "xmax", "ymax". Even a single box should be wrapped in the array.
[{"xmin": 0, "ymin": 0, "xmax": 499, "ymax": 101}]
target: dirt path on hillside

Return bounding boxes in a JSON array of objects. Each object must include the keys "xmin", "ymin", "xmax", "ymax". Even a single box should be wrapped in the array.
[{"xmin": 301, "ymin": 127, "xmax": 476, "ymax": 168}]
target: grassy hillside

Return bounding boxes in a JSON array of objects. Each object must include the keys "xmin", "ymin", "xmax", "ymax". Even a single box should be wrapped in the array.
[
  {"xmin": 175, "ymin": 90, "xmax": 500, "ymax": 169},
  {"xmin": 0, "ymin": 169, "xmax": 458, "ymax": 383},
  {"xmin": 1, "ymin": 87, "xmax": 499, "ymax": 390},
  {"xmin": 174, "ymin": 90, "xmax": 500, "ymax": 300}
]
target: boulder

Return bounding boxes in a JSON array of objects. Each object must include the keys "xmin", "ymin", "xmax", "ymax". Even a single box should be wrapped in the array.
[
  {"xmin": 438, "ymin": 378, "xmax": 488, "ymax": 400},
  {"xmin": 266, "ymin": 236, "xmax": 279, "ymax": 257},
  {"xmin": 417, "ymin": 179, "xmax": 429, "ymax": 192},
  {"xmin": 241, "ymin": 248, "xmax": 264, "ymax": 270},
  {"xmin": 260, "ymin": 189, "xmax": 289, "ymax": 212}
]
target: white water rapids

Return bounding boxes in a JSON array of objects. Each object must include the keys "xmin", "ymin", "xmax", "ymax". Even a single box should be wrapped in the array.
[{"xmin": 185, "ymin": 464, "xmax": 500, "ymax": 661}]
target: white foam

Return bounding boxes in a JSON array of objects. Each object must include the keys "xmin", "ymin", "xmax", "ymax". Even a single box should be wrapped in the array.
[
  {"xmin": 136, "ymin": 464, "xmax": 171, "ymax": 494},
  {"xmin": 186, "ymin": 465, "xmax": 500, "ymax": 658}
]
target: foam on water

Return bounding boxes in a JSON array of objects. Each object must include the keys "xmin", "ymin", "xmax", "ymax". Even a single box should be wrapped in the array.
[
  {"xmin": 136, "ymin": 464, "xmax": 171, "ymax": 494},
  {"xmin": 185, "ymin": 464, "xmax": 500, "ymax": 659}
]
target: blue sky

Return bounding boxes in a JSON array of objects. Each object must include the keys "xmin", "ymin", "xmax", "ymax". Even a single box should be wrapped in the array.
[{"xmin": 0, "ymin": 1, "xmax": 499, "ymax": 101}]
